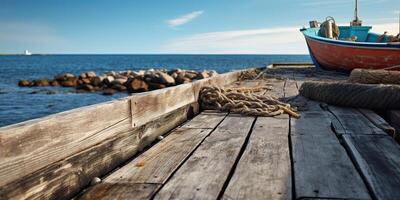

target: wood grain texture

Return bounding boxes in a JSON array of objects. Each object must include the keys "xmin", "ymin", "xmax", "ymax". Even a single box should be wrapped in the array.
[
  {"xmin": 222, "ymin": 117, "xmax": 291, "ymax": 200},
  {"xmin": 78, "ymin": 183, "xmax": 161, "ymax": 200},
  {"xmin": 130, "ymin": 83, "xmax": 195, "ymax": 128},
  {"xmin": 0, "ymin": 103, "xmax": 197, "ymax": 200},
  {"xmin": 154, "ymin": 115, "xmax": 255, "ymax": 200},
  {"xmin": 102, "ymin": 128, "xmax": 217, "ymax": 185},
  {"xmin": 343, "ymin": 134, "xmax": 400, "ymax": 200},
  {"xmin": 328, "ymin": 106, "xmax": 386, "ymax": 136},
  {"xmin": 0, "ymin": 98, "xmax": 131, "ymax": 188},
  {"xmin": 180, "ymin": 112, "xmax": 227, "ymax": 129},
  {"xmin": 284, "ymin": 79, "xmax": 299, "ymax": 98},
  {"xmin": 291, "ymin": 111, "xmax": 371, "ymax": 199},
  {"xmin": 358, "ymin": 108, "xmax": 395, "ymax": 137}
]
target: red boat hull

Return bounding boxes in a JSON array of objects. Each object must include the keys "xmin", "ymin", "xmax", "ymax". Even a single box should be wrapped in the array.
[{"xmin": 305, "ymin": 37, "xmax": 400, "ymax": 71}]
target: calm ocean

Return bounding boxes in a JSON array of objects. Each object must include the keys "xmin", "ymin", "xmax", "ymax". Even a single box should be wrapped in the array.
[{"xmin": 0, "ymin": 54, "xmax": 310, "ymax": 127}]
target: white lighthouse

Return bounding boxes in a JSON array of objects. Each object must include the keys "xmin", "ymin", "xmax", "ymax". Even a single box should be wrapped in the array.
[{"xmin": 24, "ymin": 50, "xmax": 32, "ymax": 56}]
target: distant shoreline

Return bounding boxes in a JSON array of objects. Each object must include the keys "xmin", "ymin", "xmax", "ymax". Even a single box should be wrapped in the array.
[{"xmin": 0, "ymin": 54, "xmax": 47, "ymax": 56}]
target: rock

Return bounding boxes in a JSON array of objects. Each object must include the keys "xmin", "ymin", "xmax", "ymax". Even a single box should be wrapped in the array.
[
  {"xmin": 64, "ymin": 73, "xmax": 75, "ymax": 78},
  {"xmin": 103, "ymin": 76, "xmax": 115, "ymax": 86},
  {"xmin": 197, "ymin": 71, "xmax": 209, "ymax": 79},
  {"xmin": 157, "ymin": 72, "xmax": 175, "ymax": 85},
  {"xmin": 80, "ymin": 84, "xmax": 95, "ymax": 92},
  {"xmin": 34, "ymin": 79, "xmax": 50, "ymax": 87},
  {"xmin": 50, "ymin": 80, "xmax": 60, "ymax": 86},
  {"xmin": 18, "ymin": 80, "xmax": 31, "ymax": 87},
  {"xmin": 148, "ymin": 82, "xmax": 166, "ymax": 90},
  {"xmin": 91, "ymin": 76, "xmax": 103, "ymax": 87},
  {"xmin": 112, "ymin": 78, "xmax": 128, "ymax": 85},
  {"xmin": 102, "ymin": 88, "xmax": 117, "ymax": 95},
  {"xmin": 111, "ymin": 84, "xmax": 127, "ymax": 91},
  {"xmin": 127, "ymin": 78, "xmax": 148, "ymax": 93},
  {"xmin": 184, "ymin": 71, "xmax": 198, "ymax": 79},
  {"xmin": 86, "ymin": 71, "xmax": 97, "ymax": 78},
  {"xmin": 183, "ymin": 77, "xmax": 192, "ymax": 84},
  {"xmin": 61, "ymin": 80, "xmax": 77, "ymax": 87},
  {"xmin": 79, "ymin": 72, "xmax": 87, "ymax": 79},
  {"xmin": 106, "ymin": 71, "xmax": 117, "ymax": 77},
  {"xmin": 54, "ymin": 74, "xmax": 66, "ymax": 82},
  {"xmin": 132, "ymin": 70, "xmax": 145, "ymax": 77},
  {"xmin": 81, "ymin": 78, "xmax": 91, "ymax": 84}
]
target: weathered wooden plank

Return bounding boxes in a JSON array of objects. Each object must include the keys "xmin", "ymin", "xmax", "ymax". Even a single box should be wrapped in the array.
[
  {"xmin": 222, "ymin": 116, "xmax": 291, "ymax": 200},
  {"xmin": 99, "ymin": 128, "xmax": 218, "ymax": 185},
  {"xmin": 343, "ymin": 134, "xmax": 400, "ymax": 200},
  {"xmin": 0, "ymin": 98, "xmax": 131, "ymax": 188},
  {"xmin": 0, "ymin": 103, "xmax": 197, "ymax": 200},
  {"xmin": 78, "ymin": 183, "xmax": 161, "ymax": 200},
  {"xmin": 358, "ymin": 108, "xmax": 395, "ymax": 137},
  {"xmin": 130, "ymin": 83, "xmax": 195, "ymax": 128},
  {"xmin": 291, "ymin": 111, "xmax": 371, "ymax": 199},
  {"xmin": 329, "ymin": 106, "xmax": 386, "ymax": 136},
  {"xmin": 180, "ymin": 112, "xmax": 227, "ymax": 129},
  {"xmin": 154, "ymin": 115, "xmax": 255, "ymax": 200}
]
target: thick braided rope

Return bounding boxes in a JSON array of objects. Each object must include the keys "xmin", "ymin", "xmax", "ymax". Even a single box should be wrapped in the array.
[
  {"xmin": 299, "ymin": 81, "xmax": 400, "ymax": 110},
  {"xmin": 200, "ymin": 86, "xmax": 300, "ymax": 118}
]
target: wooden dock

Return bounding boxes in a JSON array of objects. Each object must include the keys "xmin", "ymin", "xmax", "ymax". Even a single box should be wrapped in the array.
[{"xmin": 1, "ymin": 64, "xmax": 400, "ymax": 200}]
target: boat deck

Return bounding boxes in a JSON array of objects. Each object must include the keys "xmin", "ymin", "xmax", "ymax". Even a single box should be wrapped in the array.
[{"xmin": 77, "ymin": 65, "xmax": 400, "ymax": 200}]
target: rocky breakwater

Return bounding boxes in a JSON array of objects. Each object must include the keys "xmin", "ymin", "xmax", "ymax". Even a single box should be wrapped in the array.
[{"xmin": 18, "ymin": 69, "xmax": 218, "ymax": 95}]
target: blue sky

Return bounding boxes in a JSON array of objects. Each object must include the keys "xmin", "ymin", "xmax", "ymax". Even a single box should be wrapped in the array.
[{"xmin": 0, "ymin": 0, "xmax": 398, "ymax": 54}]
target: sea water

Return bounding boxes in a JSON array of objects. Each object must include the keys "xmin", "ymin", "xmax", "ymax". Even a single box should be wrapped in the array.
[{"xmin": 0, "ymin": 54, "xmax": 310, "ymax": 127}]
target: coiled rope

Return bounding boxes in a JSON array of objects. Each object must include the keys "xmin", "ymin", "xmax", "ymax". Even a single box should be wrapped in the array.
[{"xmin": 200, "ymin": 86, "xmax": 300, "ymax": 118}]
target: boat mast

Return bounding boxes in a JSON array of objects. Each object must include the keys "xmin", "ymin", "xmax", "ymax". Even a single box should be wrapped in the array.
[{"xmin": 351, "ymin": 0, "xmax": 362, "ymax": 26}]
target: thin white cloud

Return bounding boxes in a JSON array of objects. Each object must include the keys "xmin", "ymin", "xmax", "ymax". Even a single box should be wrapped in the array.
[
  {"xmin": 166, "ymin": 10, "xmax": 204, "ymax": 27},
  {"xmin": 161, "ymin": 22, "xmax": 399, "ymax": 54},
  {"xmin": 161, "ymin": 26, "xmax": 308, "ymax": 54}
]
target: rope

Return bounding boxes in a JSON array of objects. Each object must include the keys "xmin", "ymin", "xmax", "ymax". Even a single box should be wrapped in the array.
[
  {"xmin": 200, "ymin": 86, "xmax": 300, "ymax": 118},
  {"xmin": 299, "ymin": 81, "xmax": 400, "ymax": 110}
]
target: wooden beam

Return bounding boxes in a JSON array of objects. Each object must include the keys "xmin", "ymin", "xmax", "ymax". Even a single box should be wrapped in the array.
[
  {"xmin": 328, "ymin": 106, "xmax": 387, "ymax": 136},
  {"xmin": 154, "ymin": 115, "xmax": 255, "ymax": 200},
  {"xmin": 0, "ymin": 103, "xmax": 197, "ymax": 200},
  {"xmin": 291, "ymin": 111, "xmax": 371, "ymax": 199},
  {"xmin": 222, "ymin": 116, "xmax": 292, "ymax": 200},
  {"xmin": 343, "ymin": 135, "xmax": 400, "ymax": 200},
  {"xmin": 0, "ymin": 98, "xmax": 131, "ymax": 188}
]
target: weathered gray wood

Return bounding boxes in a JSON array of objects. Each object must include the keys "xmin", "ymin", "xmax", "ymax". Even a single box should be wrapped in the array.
[
  {"xmin": 79, "ymin": 183, "xmax": 161, "ymax": 200},
  {"xmin": 0, "ymin": 98, "xmax": 131, "ymax": 188},
  {"xmin": 100, "ymin": 128, "xmax": 218, "ymax": 184},
  {"xmin": 291, "ymin": 111, "xmax": 371, "ymax": 199},
  {"xmin": 222, "ymin": 116, "xmax": 291, "ymax": 200},
  {"xmin": 180, "ymin": 112, "xmax": 227, "ymax": 129},
  {"xmin": 358, "ymin": 108, "xmax": 395, "ymax": 137},
  {"xmin": 0, "ymin": 103, "xmax": 198, "ymax": 200},
  {"xmin": 130, "ymin": 83, "xmax": 196, "ymax": 128},
  {"xmin": 329, "ymin": 106, "xmax": 386, "ymax": 136},
  {"xmin": 154, "ymin": 115, "xmax": 255, "ymax": 200},
  {"xmin": 343, "ymin": 134, "xmax": 400, "ymax": 200},
  {"xmin": 77, "ymin": 111, "xmax": 226, "ymax": 200}
]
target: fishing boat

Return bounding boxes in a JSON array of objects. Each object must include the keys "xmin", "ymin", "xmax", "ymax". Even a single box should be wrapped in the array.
[{"xmin": 301, "ymin": 0, "xmax": 400, "ymax": 71}]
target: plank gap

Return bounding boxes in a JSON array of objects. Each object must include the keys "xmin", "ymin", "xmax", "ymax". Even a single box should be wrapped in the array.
[{"xmin": 216, "ymin": 116, "xmax": 258, "ymax": 200}]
